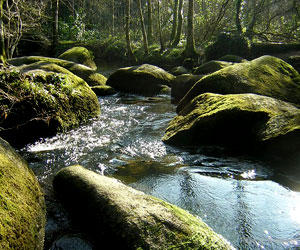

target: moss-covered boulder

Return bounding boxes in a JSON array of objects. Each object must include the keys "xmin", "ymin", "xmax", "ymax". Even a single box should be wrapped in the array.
[
  {"xmin": 163, "ymin": 93, "xmax": 300, "ymax": 158},
  {"xmin": 0, "ymin": 137, "xmax": 46, "ymax": 249},
  {"xmin": 171, "ymin": 74, "xmax": 203, "ymax": 104},
  {"xmin": 177, "ymin": 56, "xmax": 300, "ymax": 113},
  {"xmin": 8, "ymin": 56, "xmax": 107, "ymax": 86},
  {"xmin": 168, "ymin": 66, "xmax": 190, "ymax": 76},
  {"xmin": 193, "ymin": 61, "xmax": 234, "ymax": 75},
  {"xmin": 53, "ymin": 165, "xmax": 234, "ymax": 250},
  {"xmin": 58, "ymin": 46, "xmax": 97, "ymax": 70},
  {"xmin": 106, "ymin": 64, "xmax": 175, "ymax": 96},
  {"xmin": 0, "ymin": 66, "xmax": 100, "ymax": 146}
]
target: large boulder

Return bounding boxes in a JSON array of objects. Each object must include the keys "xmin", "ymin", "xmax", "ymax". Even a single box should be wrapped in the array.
[
  {"xmin": 106, "ymin": 64, "xmax": 175, "ymax": 96},
  {"xmin": 0, "ymin": 138, "xmax": 46, "ymax": 249},
  {"xmin": 177, "ymin": 56, "xmax": 300, "ymax": 113},
  {"xmin": 8, "ymin": 56, "xmax": 107, "ymax": 86},
  {"xmin": 58, "ymin": 46, "xmax": 97, "ymax": 70},
  {"xmin": 171, "ymin": 74, "xmax": 203, "ymax": 104},
  {"xmin": 53, "ymin": 165, "xmax": 235, "ymax": 250},
  {"xmin": 0, "ymin": 66, "xmax": 100, "ymax": 146},
  {"xmin": 163, "ymin": 93, "xmax": 300, "ymax": 158}
]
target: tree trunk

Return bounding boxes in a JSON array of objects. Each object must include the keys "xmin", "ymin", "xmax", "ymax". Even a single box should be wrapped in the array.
[
  {"xmin": 0, "ymin": 0, "xmax": 6, "ymax": 65},
  {"xmin": 125, "ymin": 0, "xmax": 137, "ymax": 63},
  {"xmin": 52, "ymin": 0, "xmax": 59, "ymax": 56},
  {"xmin": 171, "ymin": 0, "xmax": 183, "ymax": 47},
  {"xmin": 157, "ymin": 0, "xmax": 165, "ymax": 52},
  {"xmin": 137, "ymin": 0, "xmax": 149, "ymax": 56},
  {"xmin": 147, "ymin": 0, "xmax": 153, "ymax": 45},
  {"xmin": 235, "ymin": 0, "xmax": 243, "ymax": 34},
  {"xmin": 112, "ymin": 0, "xmax": 115, "ymax": 36},
  {"xmin": 170, "ymin": 0, "xmax": 179, "ymax": 45},
  {"xmin": 184, "ymin": 0, "xmax": 197, "ymax": 58}
]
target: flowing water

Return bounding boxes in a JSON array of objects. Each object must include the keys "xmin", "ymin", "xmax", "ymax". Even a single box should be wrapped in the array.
[{"xmin": 20, "ymin": 93, "xmax": 300, "ymax": 250}]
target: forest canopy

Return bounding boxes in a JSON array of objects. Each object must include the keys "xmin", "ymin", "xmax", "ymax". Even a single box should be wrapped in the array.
[{"xmin": 0, "ymin": 0, "xmax": 299, "ymax": 63}]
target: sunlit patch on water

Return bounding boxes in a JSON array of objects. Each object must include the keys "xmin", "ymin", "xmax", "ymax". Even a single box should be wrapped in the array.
[{"xmin": 20, "ymin": 94, "xmax": 300, "ymax": 250}]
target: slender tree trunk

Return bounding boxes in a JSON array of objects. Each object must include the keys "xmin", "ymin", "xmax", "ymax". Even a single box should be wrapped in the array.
[
  {"xmin": 157, "ymin": 0, "xmax": 165, "ymax": 52},
  {"xmin": 235, "ymin": 0, "xmax": 243, "ymax": 34},
  {"xmin": 147, "ymin": 0, "xmax": 153, "ymax": 45},
  {"xmin": 52, "ymin": 0, "xmax": 59, "ymax": 56},
  {"xmin": 171, "ymin": 0, "xmax": 183, "ymax": 47},
  {"xmin": 125, "ymin": 0, "xmax": 137, "ymax": 63},
  {"xmin": 184, "ymin": 0, "xmax": 197, "ymax": 58},
  {"xmin": 137, "ymin": 0, "xmax": 149, "ymax": 56},
  {"xmin": 170, "ymin": 0, "xmax": 179, "ymax": 45},
  {"xmin": 0, "ymin": 0, "xmax": 6, "ymax": 65},
  {"xmin": 112, "ymin": 0, "xmax": 115, "ymax": 36}
]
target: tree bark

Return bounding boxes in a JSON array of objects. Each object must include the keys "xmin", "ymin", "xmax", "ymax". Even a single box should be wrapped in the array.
[
  {"xmin": 125, "ymin": 0, "xmax": 137, "ymax": 63},
  {"xmin": 147, "ymin": 0, "xmax": 153, "ymax": 45},
  {"xmin": 171, "ymin": 0, "xmax": 183, "ymax": 47},
  {"xmin": 137, "ymin": 0, "xmax": 149, "ymax": 56},
  {"xmin": 157, "ymin": 0, "xmax": 165, "ymax": 52},
  {"xmin": 0, "ymin": 0, "xmax": 6, "ymax": 65},
  {"xmin": 170, "ymin": 0, "xmax": 179, "ymax": 45},
  {"xmin": 184, "ymin": 0, "xmax": 197, "ymax": 58},
  {"xmin": 52, "ymin": 0, "xmax": 59, "ymax": 56},
  {"xmin": 112, "ymin": 0, "xmax": 115, "ymax": 36},
  {"xmin": 235, "ymin": 0, "xmax": 243, "ymax": 34}
]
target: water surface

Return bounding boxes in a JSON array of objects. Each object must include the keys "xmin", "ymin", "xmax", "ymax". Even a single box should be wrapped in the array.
[{"xmin": 22, "ymin": 94, "xmax": 300, "ymax": 250}]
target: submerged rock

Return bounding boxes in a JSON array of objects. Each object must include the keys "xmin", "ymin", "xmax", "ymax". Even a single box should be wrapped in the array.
[
  {"xmin": 58, "ymin": 46, "xmax": 97, "ymax": 70},
  {"xmin": 50, "ymin": 234, "xmax": 93, "ymax": 250},
  {"xmin": 0, "ymin": 66, "xmax": 100, "ymax": 146},
  {"xmin": 177, "ymin": 56, "xmax": 300, "ymax": 113},
  {"xmin": 106, "ymin": 64, "xmax": 175, "ymax": 96},
  {"xmin": 0, "ymin": 138, "xmax": 46, "ymax": 249},
  {"xmin": 8, "ymin": 56, "xmax": 107, "ymax": 86},
  {"xmin": 53, "ymin": 165, "xmax": 235, "ymax": 250},
  {"xmin": 163, "ymin": 93, "xmax": 300, "ymax": 158}
]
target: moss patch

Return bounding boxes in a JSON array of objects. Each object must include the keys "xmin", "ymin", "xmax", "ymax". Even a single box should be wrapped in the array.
[
  {"xmin": 8, "ymin": 56, "xmax": 107, "ymax": 86},
  {"xmin": 53, "ymin": 165, "xmax": 234, "ymax": 250},
  {"xmin": 58, "ymin": 46, "xmax": 97, "ymax": 70},
  {"xmin": 0, "ymin": 66, "xmax": 100, "ymax": 146},
  {"xmin": 177, "ymin": 56, "xmax": 300, "ymax": 113},
  {"xmin": 0, "ymin": 138, "xmax": 46, "ymax": 250},
  {"xmin": 164, "ymin": 93, "xmax": 300, "ymax": 157}
]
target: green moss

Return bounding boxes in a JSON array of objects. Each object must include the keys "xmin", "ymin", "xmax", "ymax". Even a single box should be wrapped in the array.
[
  {"xmin": 0, "ymin": 138, "xmax": 45, "ymax": 250},
  {"xmin": 58, "ymin": 46, "xmax": 97, "ymax": 70},
  {"xmin": 193, "ymin": 61, "xmax": 234, "ymax": 75},
  {"xmin": 0, "ymin": 67, "xmax": 100, "ymax": 145},
  {"xmin": 8, "ymin": 56, "xmax": 107, "ymax": 87},
  {"xmin": 177, "ymin": 56, "xmax": 300, "ymax": 114},
  {"xmin": 53, "ymin": 165, "xmax": 234, "ymax": 250}
]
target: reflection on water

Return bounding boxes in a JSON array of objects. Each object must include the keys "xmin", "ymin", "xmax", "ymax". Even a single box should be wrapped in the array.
[{"xmin": 21, "ymin": 94, "xmax": 300, "ymax": 250}]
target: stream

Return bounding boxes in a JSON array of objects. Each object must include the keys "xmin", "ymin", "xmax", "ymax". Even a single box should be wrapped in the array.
[{"xmin": 20, "ymin": 92, "xmax": 300, "ymax": 250}]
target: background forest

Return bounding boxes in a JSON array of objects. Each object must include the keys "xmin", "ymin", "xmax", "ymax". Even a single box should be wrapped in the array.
[{"xmin": 1, "ymin": 0, "xmax": 300, "ymax": 66}]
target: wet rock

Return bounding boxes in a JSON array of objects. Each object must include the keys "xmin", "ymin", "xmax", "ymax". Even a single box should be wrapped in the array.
[
  {"xmin": 177, "ymin": 56, "xmax": 300, "ymax": 113},
  {"xmin": 53, "ymin": 165, "xmax": 235, "ymax": 250},
  {"xmin": 193, "ymin": 60, "xmax": 234, "ymax": 75},
  {"xmin": 163, "ymin": 93, "xmax": 300, "ymax": 158},
  {"xmin": 171, "ymin": 74, "xmax": 203, "ymax": 104},
  {"xmin": 168, "ymin": 66, "xmax": 190, "ymax": 76},
  {"xmin": 106, "ymin": 64, "xmax": 175, "ymax": 96},
  {"xmin": 0, "ymin": 138, "xmax": 46, "ymax": 250},
  {"xmin": 91, "ymin": 85, "xmax": 116, "ymax": 96},
  {"xmin": 8, "ymin": 56, "xmax": 107, "ymax": 86},
  {"xmin": 58, "ymin": 46, "xmax": 97, "ymax": 70},
  {"xmin": 50, "ymin": 234, "xmax": 93, "ymax": 250},
  {"xmin": 0, "ymin": 66, "xmax": 100, "ymax": 146}
]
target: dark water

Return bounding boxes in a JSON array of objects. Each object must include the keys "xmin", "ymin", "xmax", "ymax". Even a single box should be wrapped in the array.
[{"xmin": 21, "ymin": 94, "xmax": 300, "ymax": 250}]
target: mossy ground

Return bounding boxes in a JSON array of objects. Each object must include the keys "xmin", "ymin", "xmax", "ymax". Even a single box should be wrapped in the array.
[{"xmin": 0, "ymin": 138, "xmax": 45, "ymax": 250}]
